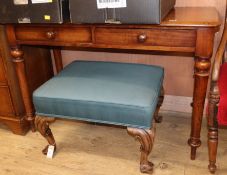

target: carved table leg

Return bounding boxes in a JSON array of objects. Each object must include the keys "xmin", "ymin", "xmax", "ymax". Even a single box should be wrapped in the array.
[
  {"xmin": 35, "ymin": 116, "xmax": 56, "ymax": 155},
  {"xmin": 10, "ymin": 46, "xmax": 36, "ymax": 131},
  {"xmin": 127, "ymin": 126, "xmax": 155, "ymax": 174},
  {"xmin": 207, "ymin": 82, "xmax": 219, "ymax": 173},
  {"xmin": 188, "ymin": 57, "xmax": 211, "ymax": 160},
  {"xmin": 154, "ymin": 86, "xmax": 164, "ymax": 123}
]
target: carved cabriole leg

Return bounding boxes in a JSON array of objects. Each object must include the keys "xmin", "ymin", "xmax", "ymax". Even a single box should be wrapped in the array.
[
  {"xmin": 127, "ymin": 125, "xmax": 155, "ymax": 174},
  {"xmin": 10, "ymin": 46, "xmax": 36, "ymax": 131},
  {"xmin": 207, "ymin": 81, "xmax": 219, "ymax": 173},
  {"xmin": 154, "ymin": 86, "xmax": 164, "ymax": 123},
  {"xmin": 35, "ymin": 116, "xmax": 56, "ymax": 155}
]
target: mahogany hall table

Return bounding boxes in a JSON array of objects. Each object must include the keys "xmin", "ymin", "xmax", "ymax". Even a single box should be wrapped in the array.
[{"xmin": 5, "ymin": 7, "xmax": 221, "ymax": 160}]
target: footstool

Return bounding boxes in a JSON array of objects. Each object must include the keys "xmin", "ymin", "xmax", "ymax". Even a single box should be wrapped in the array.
[{"xmin": 33, "ymin": 60, "xmax": 164, "ymax": 174}]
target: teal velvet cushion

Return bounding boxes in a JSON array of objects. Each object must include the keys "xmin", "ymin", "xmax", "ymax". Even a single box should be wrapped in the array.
[{"xmin": 33, "ymin": 61, "xmax": 164, "ymax": 129}]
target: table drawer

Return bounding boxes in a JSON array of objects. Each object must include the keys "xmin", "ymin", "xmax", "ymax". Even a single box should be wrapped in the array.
[
  {"xmin": 95, "ymin": 28, "xmax": 196, "ymax": 48},
  {"xmin": 15, "ymin": 26, "xmax": 92, "ymax": 43},
  {"xmin": 0, "ymin": 86, "xmax": 14, "ymax": 116}
]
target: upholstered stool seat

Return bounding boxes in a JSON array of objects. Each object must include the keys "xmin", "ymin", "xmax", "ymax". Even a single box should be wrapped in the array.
[
  {"xmin": 33, "ymin": 60, "xmax": 164, "ymax": 174},
  {"xmin": 33, "ymin": 61, "xmax": 164, "ymax": 129}
]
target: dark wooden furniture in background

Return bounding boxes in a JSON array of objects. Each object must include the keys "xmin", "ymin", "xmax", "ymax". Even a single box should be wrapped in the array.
[
  {"xmin": 5, "ymin": 7, "xmax": 221, "ymax": 159},
  {"xmin": 0, "ymin": 25, "xmax": 53, "ymax": 135},
  {"xmin": 207, "ymin": 21, "xmax": 227, "ymax": 173}
]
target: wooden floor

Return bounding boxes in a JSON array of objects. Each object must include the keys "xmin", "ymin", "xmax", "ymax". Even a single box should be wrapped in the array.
[{"xmin": 0, "ymin": 112, "xmax": 227, "ymax": 175}]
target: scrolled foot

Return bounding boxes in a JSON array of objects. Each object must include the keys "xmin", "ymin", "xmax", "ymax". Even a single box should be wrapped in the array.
[
  {"xmin": 140, "ymin": 161, "xmax": 154, "ymax": 174},
  {"xmin": 127, "ymin": 127, "xmax": 155, "ymax": 174},
  {"xmin": 35, "ymin": 116, "xmax": 57, "ymax": 155}
]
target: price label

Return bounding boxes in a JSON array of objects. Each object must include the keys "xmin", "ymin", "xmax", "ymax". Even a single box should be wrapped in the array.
[
  {"xmin": 32, "ymin": 0, "xmax": 53, "ymax": 3},
  {"xmin": 97, "ymin": 0, "xmax": 127, "ymax": 9},
  {"xmin": 14, "ymin": 0, "xmax": 28, "ymax": 5},
  {"xmin": 46, "ymin": 145, "xmax": 55, "ymax": 159}
]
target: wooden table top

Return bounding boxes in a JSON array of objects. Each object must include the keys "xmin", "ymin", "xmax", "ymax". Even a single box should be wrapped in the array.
[{"xmin": 162, "ymin": 7, "xmax": 221, "ymax": 27}]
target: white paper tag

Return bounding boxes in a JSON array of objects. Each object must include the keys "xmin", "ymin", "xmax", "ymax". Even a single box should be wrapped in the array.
[
  {"xmin": 18, "ymin": 17, "xmax": 31, "ymax": 23},
  {"xmin": 32, "ymin": 0, "xmax": 53, "ymax": 4},
  {"xmin": 46, "ymin": 145, "xmax": 55, "ymax": 159},
  {"xmin": 14, "ymin": 0, "xmax": 28, "ymax": 5},
  {"xmin": 97, "ymin": 0, "xmax": 127, "ymax": 9}
]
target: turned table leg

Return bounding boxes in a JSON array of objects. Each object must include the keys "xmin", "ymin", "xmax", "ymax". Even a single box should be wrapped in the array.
[
  {"xmin": 188, "ymin": 28, "xmax": 215, "ymax": 160},
  {"xmin": 10, "ymin": 46, "xmax": 36, "ymax": 131},
  {"xmin": 207, "ymin": 81, "xmax": 219, "ymax": 173},
  {"xmin": 35, "ymin": 116, "xmax": 56, "ymax": 155},
  {"xmin": 188, "ymin": 57, "xmax": 211, "ymax": 160},
  {"xmin": 127, "ymin": 126, "xmax": 155, "ymax": 174}
]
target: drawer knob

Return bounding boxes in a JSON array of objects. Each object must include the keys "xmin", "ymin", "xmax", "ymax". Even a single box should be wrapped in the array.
[
  {"xmin": 138, "ymin": 34, "xmax": 147, "ymax": 43},
  {"xmin": 46, "ymin": 31, "xmax": 56, "ymax": 40}
]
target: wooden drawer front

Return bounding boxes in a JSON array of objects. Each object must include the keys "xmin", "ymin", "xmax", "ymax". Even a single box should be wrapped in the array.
[
  {"xmin": 0, "ymin": 55, "xmax": 7, "ymax": 84},
  {"xmin": 15, "ymin": 27, "xmax": 92, "ymax": 43},
  {"xmin": 0, "ymin": 86, "xmax": 14, "ymax": 116},
  {"xmin": 95, "ymin": 28, "xmax": 196, "ymax": 48}
]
